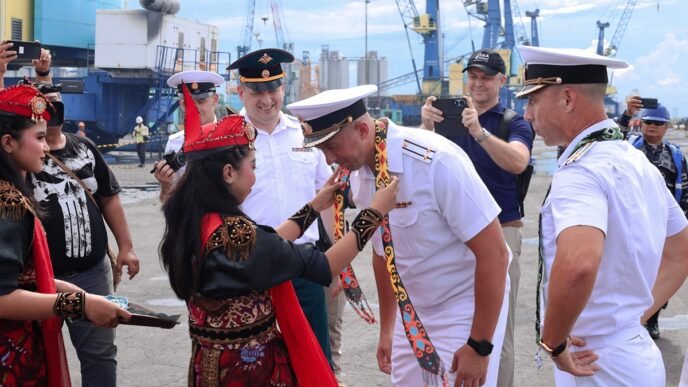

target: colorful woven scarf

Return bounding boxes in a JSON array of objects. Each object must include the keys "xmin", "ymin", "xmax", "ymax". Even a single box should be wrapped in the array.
[
  {"xmin": 334, "ymin": 169, "xmax": 376, "ymax": 324},
  {"xmin": 535, "ymin": 126, "xmax": 623, "ymax": 348},
  {"xmin": 374, "ymin": 120, "xmax": 448, "ymax": 386}
]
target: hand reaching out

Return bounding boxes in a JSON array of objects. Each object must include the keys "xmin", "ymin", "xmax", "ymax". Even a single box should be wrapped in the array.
[{"xmin": 310, "ymin": 166, "xmax": 346, "ymax": 212}]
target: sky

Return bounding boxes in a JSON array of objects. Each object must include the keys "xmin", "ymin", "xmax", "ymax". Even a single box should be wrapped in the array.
[{"xmin": 165, "ymin": 0, "xmax": 687, "ymax": 117}]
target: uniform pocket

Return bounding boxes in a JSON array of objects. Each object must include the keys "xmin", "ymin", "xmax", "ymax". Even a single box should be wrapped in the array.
[
  {"xmin": 388, "ymin": 208, "xmax": 420, "ymax": 256},
  {"xmin": 287, "ymin": 151, "xmax": 317, "ymax": 184},
  {"xmin": 288, "ymin": 151, "xmax": 317, "ymax": 164}
]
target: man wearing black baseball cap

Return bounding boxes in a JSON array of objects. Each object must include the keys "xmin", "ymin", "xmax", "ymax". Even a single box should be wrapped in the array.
[
  {"xmin": 228, "ymin": 48, "xmax": 338, "ymax": 379},
  {"xmin": 464, "ymin": 48, "xmax": 507, "ymax": 76},
  {"xmin": 420, "ymin": 48, "xmax": 534, "ymax": 387}
]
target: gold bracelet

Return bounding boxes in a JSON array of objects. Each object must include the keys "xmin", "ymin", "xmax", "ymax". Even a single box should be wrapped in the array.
[{"xmin": 54, "ymin": 292, "xmax": 85, "ymax": 319}]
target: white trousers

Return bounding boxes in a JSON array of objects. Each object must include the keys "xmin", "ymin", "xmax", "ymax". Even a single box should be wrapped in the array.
[
  {"xmin": 679, "ymin": 351, "xmax": 688, "ymax": 387},
  {"xmin": 390, "ymin": 289, "xmax": 509, "ymax": 387},
  {"xmin": 554, "ymin": 325, "xmax": 665, "ymax": 387}
]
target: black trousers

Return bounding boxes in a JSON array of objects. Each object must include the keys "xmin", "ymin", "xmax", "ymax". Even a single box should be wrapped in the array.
[{"xmin": 136, "ymin": 142, "xmax": 146, "ymax": 165}]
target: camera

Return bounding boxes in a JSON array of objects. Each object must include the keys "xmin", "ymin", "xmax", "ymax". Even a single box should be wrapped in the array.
[
  {"xmin": 35, "ymin": 83, "xmax": 62, "ymax": 94},
  {"xmin": 162, "ymin": 151, "xmax": 186, "ymax": 172}
]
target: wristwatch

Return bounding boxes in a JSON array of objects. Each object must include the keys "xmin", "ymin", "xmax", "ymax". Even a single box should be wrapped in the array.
[
  {"xmin": 475, "ymin": 127, "xmax": 490, "ymax": 144},
  {"xmin": 466, "ymin": 337, "xmax": 493, "ymax": 356},
  {"xmin": 539, "ymin": 339, "xmax": 568, "ymax": 359}
]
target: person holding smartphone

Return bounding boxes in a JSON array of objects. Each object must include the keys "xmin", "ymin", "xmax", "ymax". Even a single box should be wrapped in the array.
[
  {"xmin": 621, "ymin": 101, "xmax": 688, "ymax": 340},
  {"xmin": 0, "ymin": 40, "xmax": 51, "ymax": 89},
  {"xmin": 420, "ymin": 48, "xmax": 534, "ymax": 387},
  {"xmin": 27, "ymin": 53, "xmax": 140, "ymax": 387}
]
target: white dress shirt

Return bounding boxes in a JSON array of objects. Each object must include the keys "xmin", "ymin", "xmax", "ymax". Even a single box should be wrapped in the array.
[
  {"xmin": 350, "ymin": 119, "xmax": 508, "ymax": 386},
  {"xmin": 540, "ymin": 119, "xmax": 688, "ymax": 339},
  {"xmin": 241, "ymin": 111, "xmax": 332, "ymax": 244}
]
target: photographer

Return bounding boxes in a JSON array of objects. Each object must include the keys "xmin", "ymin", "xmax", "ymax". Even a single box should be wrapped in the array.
[{"xmin": 420, "ymin": 49, "xmax": 533, "ymax": 387}]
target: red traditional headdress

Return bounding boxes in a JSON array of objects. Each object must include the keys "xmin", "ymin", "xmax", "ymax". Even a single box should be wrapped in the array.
[
  {"xmin": 181, "ymin": 82, "xmax": 254, "ymax": 160},
  {"xmin": 0, "ymin": 84, "xmax": 52, "ymax": 122}
]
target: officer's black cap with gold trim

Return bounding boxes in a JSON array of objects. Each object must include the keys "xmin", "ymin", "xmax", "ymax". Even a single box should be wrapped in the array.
[
  {"xmin": 228, "ymin": 48, "xmax": 295, "ymax": 91},
  {"xmin": 287, "ymin": 85, "xmax": 378, "ymax": 147},
  {"xmin": 515, "ymin": 46, "xmax": 628, "ymax": 98},
  {"xmin": 167, "ymin": 70, "xmax": 225, "ymax": 99}
]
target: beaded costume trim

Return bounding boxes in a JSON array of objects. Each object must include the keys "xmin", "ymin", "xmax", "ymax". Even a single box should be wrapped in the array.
[
  {"xmin": 0, "ymin": 181, "xmax": 34, "ymax": 220},
  {"xmin": 205, "ymin": 216, "xmax": 257, "ymax": 262}
]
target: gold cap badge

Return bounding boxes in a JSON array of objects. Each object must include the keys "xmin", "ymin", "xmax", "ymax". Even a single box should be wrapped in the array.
[{"xmin": 258, "ymin": 53, "xmax": 273, "ymax": 64}]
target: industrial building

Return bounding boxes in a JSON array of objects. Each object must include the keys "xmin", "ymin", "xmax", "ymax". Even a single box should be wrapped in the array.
[{"xmin": 0, "ymin": 0, "xmax": 229, "ymax": 149}]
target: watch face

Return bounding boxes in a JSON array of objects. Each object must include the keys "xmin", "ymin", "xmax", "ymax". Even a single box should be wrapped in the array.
[
  {"xmin": 479, "ymin": 342, "xmax": 493, "ymax": 355},
  {"xmin": 468, "ymin": 337, "xmax": 493, "ymax": 356}
]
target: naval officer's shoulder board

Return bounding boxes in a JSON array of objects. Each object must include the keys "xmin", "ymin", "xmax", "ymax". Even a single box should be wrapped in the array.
[{"xmin": 401, "ymin": 138, "xmax": 435, "ymax": 164}]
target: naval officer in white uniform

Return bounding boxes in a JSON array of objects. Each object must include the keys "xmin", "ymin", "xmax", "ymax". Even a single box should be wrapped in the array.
[
  {"xmin": 288, "ymin": 85, "xmax": 510, "ymax": 387},
  {"xmin": 517, "ymin": 45, "xmax": 688, "ymax": 386}
]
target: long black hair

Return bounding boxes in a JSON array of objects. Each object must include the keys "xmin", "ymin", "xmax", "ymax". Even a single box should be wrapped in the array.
[
  {"xmin": 159, "ymin": 145, "xmax": 252, "ymax": 300},
  {"xmin": 0, "ymin": 114, "xmax": 41, "ymax": 210}
]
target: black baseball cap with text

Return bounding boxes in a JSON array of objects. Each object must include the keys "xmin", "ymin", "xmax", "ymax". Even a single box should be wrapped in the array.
[{"xmin": 463, "ymin": 49, "xmax": 506, "ymax": 76}]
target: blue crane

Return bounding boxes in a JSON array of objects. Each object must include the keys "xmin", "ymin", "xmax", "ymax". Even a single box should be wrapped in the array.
[
  {"xmin": 525, "ymin": 9, "xmax": 540, "ymax": 47},
  {"xmin": 510, "ymin": 0, "xmax": 531, "ymax": 45},
  {"xmin": 270, "ymin": 0, "xmax": 293, "ymax": 52},
  {"xmin": 596, "ymin": 21, "xmax": 610, "ymax": 55},
  {"xmin": 595, "ymin": 0, "xmax": 638, "ymax": 57},
  {"xmin": 392, "ymin": 0, "xmax": 441, "ymax": 95},
  {"xmin": 607, "ymin": 0, "xmax": 638, "ymax": 57},
  {"xmin": 237, "ymin": 0, "xmax": 256, "ymax": 59}
]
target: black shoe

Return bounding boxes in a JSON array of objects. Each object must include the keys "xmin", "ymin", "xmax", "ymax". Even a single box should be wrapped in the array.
[
  {"xmin": 644, "ymin": 321, "xmax": 660, "ymax": 340},
  {"xmin": 138, "ymin": 164, "xmax": 144, "ymax": 167}
]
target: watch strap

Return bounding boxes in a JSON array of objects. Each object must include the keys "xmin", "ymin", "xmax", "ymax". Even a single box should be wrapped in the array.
[
  {"xmin": 539, "ymin": 339, "xmax": 568, "ymax": 358},
  {"xmin": 467, "ymin": 336, "xmax": 493, "ymax": 356}
]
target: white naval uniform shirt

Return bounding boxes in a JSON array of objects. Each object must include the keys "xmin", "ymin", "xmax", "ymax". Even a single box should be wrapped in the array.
[
  {"xmin": 540, "ymin": 119, "xmax": 688, "ymax": 339},
  {"xmin": 241, "ymin": 111, "xmax": 331, "ymax": 244},
  {"xmin": 350, "ymin": 119, "xmax": 508, "ymax": 386}
]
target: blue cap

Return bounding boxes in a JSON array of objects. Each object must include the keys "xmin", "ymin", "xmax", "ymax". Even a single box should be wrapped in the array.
[{"xmin": 641, "ymin": 104, "xmax": 670, "ymax": 122}]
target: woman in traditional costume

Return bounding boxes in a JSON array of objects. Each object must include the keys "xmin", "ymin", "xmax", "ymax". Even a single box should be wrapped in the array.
[
  {"xmin": 0, "ymin": 84, "xmax": 130, "ymax": 386},
  {"xmin": 160, "ymin": 84, "xmax": 398, "ymax": 386}
]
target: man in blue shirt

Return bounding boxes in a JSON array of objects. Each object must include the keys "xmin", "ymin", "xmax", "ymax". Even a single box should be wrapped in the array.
[{"xmin": 420, "ymin": 49, "xmax": 533, "ymax": 387}]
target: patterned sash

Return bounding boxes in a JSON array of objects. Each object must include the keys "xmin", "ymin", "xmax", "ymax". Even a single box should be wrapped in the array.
[
  {"xmin": 535, "ymin": 127, "xmax": 623, "ymax": 364},
  {"xmin": 374, "ymin": 121, "xmax": 448, "ymax": 386},
  {"xmin": 334, "ymin": 169, "xmax": 376, "ymax": 324}
]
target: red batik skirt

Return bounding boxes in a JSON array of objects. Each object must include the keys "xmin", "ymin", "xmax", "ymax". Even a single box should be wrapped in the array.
[{"xmin": 188, "ymin": 337, "xmax": 296, "ymax": 387}]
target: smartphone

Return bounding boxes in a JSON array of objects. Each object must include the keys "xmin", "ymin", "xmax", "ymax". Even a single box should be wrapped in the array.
[
  {"xmin": 640, "ymin": 98, "xmax": 658, "ymax": 109},
  {"xmin": 6, "ymin": 40, "xmax": 41, "ymax": 60},
  {"xmin": 432, "ymin": 97, "xmax": 469, "ymax": 137}
]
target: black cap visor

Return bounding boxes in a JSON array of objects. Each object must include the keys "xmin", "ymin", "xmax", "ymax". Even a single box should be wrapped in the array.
[
  {"xmin": 242, "ymin": 78, "xmax": 283, "ymax": 91},
  {"xmin": 463, "ymin": 64, "xmax": 500, "ymax": 76}
]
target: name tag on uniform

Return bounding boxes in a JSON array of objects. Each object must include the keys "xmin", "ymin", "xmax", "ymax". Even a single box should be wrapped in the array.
[{"xmin": 291, "ymin": 147, "xmax": 313, "ymax": 152}]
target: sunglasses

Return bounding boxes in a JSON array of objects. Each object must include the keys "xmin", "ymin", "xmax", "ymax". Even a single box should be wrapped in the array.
[{"xmin": 642, "ymin": 120, "xmax": 667, "ymax": 126}]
